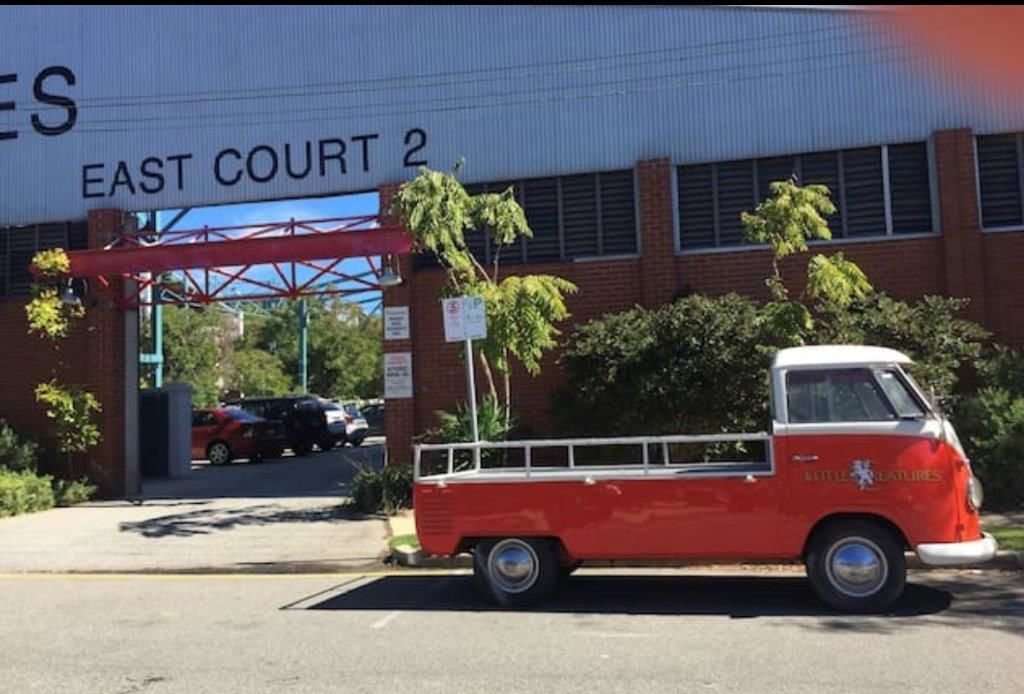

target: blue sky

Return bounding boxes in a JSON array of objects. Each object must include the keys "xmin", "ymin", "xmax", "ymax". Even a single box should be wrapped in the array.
[{"xmin": 155, "ymin": 191, "xmax": 383, "ymax": 312}]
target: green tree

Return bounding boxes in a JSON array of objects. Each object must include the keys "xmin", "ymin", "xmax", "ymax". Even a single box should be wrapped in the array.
[
  {"xmin": 741, "ymin": 177, "xmax": 871, "ymax": 344},
  {"xmin": 162, "ymin": 306, "xmax": 224, "ymax": 407},
  {"xmin": 391, "ymin": 164, "xmax": 576, "ymax": 428},
  {"xmin": 227, "ymin": 349, "xmax": 292, "ymax": 398},
  {"xmin": 24, "ymin": 248, "xmax": 101, "ymax": 500},
  {"xmin": 240, "ymin": 297, "xmax": 383, "ymax": 399}
]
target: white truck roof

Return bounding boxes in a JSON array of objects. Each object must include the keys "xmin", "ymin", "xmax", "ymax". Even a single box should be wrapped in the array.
[{"xmin": 772, "ymin": 345, "xmax": 913, "ymax": 369}]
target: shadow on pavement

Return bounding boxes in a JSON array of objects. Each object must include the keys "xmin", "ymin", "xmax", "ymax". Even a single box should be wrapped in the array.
[
  {"xmin": 299, "ymin": 574, "xmax": 955, "ymax": 619},
  {"xmin": 118, "ymin": 503, "xmax": 376, "ymax": 538}
]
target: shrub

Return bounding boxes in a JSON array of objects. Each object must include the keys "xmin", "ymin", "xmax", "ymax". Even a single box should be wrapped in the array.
[
  {"xmin": 0, "ymin": 420, "xmax": 39, "ymax": 472},
  {"xmin": 53, "ymin": 477, "xmax": 97, "ymax": 507},
  {"xmin": 0, "ymin": 468, "xmax": 56, "ymax": 518},
  {"xmin": 34, "ymin": 381, "xmax": 102, "ymax": 454},
  {"xmin": 432, "ymin": 396, "xmax": 512, "ymax": 443},
  {"xmin": 955, "ymin": 388, "xmax": 1024, "ymax": 510},
  {"xmin": 814, "ymin": 294, "xmax": 988, "ymax": 401},
  {"xmin": 554, "ymin": 293, "xmax": 774, "ymax": 437},
  {"xmin": 349, "ymin": 464, "xmax": 413, "ymax": 515},
  {"xmin": 953, "ymin": 346, "xmax": 1024, "ymax": 510},
  {"xmin": 975, "ymin": 345, "xmax": 1024, "ymax": 397}
]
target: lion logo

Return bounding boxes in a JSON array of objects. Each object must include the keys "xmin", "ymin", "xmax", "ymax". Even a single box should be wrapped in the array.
[{"xmin": 850, "ymin": 460, "xmax": 875, "ymax": 491}]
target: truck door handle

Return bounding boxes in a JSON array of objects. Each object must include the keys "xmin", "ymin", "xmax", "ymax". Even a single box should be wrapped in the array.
[{"xmin": 790, "ymin": 454, "xmax": 819, "ymax": 463}]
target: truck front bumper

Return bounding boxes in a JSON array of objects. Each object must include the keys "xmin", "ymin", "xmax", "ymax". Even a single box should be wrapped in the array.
[{"xmin": 915, "ymin": 533, "xmax": 999, "ymax": 566}]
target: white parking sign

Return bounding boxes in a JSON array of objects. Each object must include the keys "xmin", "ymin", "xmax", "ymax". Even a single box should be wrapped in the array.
[{"xmin": 443, "ymin": 296, "xmax": 487, "ymax": 343}]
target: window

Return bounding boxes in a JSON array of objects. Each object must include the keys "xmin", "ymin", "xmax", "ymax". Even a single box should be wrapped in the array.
[
  {"xmin": 786, "ymin": 369, "xmax": 896, "ymax": 423},
  {"xmin": 874, "ymin": 370, "xmax": 926, "ymax": 419},
  {"xmin": 226, "ymin": 408, "xmax": 261, "ymax": 422},
  {"xmin": 0, "ymin": 222, "xmax": 88, "ymax": 299},
  {"xmin": 677, "ymin": 142, "xmax": 934, "ymax": 250},
  {"xmin": 414, "ymin": 170, "xmax": 637, "ymax": 269},
  {"xmin": 192, "ymin": 411, "xmax": 216, "ymax": 427},
  {"xmin": 977, "ymin": 133, "xmax": 1024, "ymax": 229}
]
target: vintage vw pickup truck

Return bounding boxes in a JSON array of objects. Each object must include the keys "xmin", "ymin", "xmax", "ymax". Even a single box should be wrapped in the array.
[{"xmin": 413, "ymin": 346, "xmax": 998, "ymax": 612}]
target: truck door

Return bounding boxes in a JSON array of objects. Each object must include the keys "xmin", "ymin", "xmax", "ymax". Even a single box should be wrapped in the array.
[{"xmin": 773, "ymin": 367, "xmax": 946, "ymax": 553}]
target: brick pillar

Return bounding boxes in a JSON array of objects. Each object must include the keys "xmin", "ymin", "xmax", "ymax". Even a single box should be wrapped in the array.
[
  {"xmin": 934, "ymin": 128, "xmax": 988, "ymax": 324},
  {"xmin": 636, "ymin": 158, "xmax": 678, "ymax": 308},
  {"xmin": 81, "ymin": 209, "xmax": 128, "ymax": 496},
  {"xmin": 379, "ymin": 183, "xmax": 416, "ymax": 468}
]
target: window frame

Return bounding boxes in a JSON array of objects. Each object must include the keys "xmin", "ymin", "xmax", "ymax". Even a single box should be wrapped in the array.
[
  {"xmin": 975, "ymin": 131, "xmax": 1024, "ymax": 233},
  {"xmin": 873, "ymin": 368, "xmax": 931, "ymax": 420},
  {"xmin": 676, "ymin": 142, "xmax": 939, "ymax": 254},
  {"xmin": 415, "ymin": 169, "xmax": 640, "ymax": 269},
  {"xmin": 784, "ymin": 368, "xmax": 902, "ymax": 425}
]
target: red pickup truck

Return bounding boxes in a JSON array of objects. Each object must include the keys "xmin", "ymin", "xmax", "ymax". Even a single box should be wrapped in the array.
[{"xmin": 414, "ymin": 346, "xmax": 997, "ymax": 613}]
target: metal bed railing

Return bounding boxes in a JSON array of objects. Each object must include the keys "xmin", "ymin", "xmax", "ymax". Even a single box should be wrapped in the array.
[{"xmin": 414, "ymin": 433, "xmax": 772, "ymax": 482}]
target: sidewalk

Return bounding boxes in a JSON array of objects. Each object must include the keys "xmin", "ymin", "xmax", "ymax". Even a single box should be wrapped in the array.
[{"xmin": 0, "ymin": 446, "xmax": 388, "ymax": 574}]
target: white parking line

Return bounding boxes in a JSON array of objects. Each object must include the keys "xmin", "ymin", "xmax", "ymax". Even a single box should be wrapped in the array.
[
  {"xmin": 368, "ymin": 574, "xmax": 460, "ymax": 630},
  {"xmin": 371, "ymin": 610, "xmax": 402, "ymax": 629}
]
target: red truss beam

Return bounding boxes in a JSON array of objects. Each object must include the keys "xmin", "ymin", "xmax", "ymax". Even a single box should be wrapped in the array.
[{"xmin": 32, "ymin": 215, "xmax": 412, "ymax": 309}]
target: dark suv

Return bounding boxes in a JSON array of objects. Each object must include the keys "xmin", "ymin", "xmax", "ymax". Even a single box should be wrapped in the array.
[{"xmin": 222, "ymin": 395, "xmax": 327, "ymax": 456}]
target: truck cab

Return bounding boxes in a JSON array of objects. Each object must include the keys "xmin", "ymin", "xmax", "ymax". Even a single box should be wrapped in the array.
[{"xmin": 413, "ymin": 345, "xmax": 997, "ymax": 612}]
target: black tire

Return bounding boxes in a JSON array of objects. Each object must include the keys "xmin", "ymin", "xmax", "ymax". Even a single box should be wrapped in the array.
[
  {"xmin": 292, "ymin": 440, "xmax": 313, "ymax": 457},
  {"xmin": 316, "ymin": 437, "xmax": 335, "ymax": 452},
  {"xmin": 472, "ymin": 537, "xmax": 560, "ymax": 608},
  {"xmin": 206, "ymin": 440, "xmax": 232, "ymax": 466},
  {"xmin": 805, "ymin": 520, "xmax": 906, "ymax": 613},
  {"xmin": 351, "ymin": 437, "xmax": 364, "ymax": 447}
]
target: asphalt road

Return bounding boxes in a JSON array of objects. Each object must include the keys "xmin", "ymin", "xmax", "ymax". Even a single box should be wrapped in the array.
[{"xmin": 1, "ymin": 568, "xmax": 1021, "ymax": 694}]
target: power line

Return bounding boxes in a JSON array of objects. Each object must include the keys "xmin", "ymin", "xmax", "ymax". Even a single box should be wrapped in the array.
[
  {"xmin": 10, "ymin": 17, "xmax": 897, "ymax": 114},
  {"xmin": 70, "ymin": 51, "xmax": 920, "ymax": 135},
  {"xmin": 67, "ymin": 43, "xmax": 911, "ymax": 129}
]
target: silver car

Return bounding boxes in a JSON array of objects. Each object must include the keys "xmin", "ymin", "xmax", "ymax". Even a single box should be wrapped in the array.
[{"xmin": 339, "ymin": 402, "xmax": 369, "ymax": 446}]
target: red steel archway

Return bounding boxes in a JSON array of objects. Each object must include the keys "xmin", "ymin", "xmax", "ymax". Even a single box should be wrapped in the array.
[{"xmin": 31, "ymin": 215, "xmax": 411, "ymax": 308}]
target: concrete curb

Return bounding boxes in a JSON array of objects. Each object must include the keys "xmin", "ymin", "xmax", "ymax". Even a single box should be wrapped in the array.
[{"xmin": 389, "ymin": 547, "xmax": 1023, "ymax": 572}]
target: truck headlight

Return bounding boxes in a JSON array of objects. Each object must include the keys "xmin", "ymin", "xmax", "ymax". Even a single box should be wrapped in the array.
[{"xmin": 967, "ymin": 476, "xmax": 984, "ymax": 511}]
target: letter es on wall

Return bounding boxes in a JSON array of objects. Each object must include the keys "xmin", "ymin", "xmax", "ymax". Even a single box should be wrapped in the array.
[
  {"xmin": 0, "ymin": 65, "xmax": 78, "ymax": 142},
  {"xmin": 32, "ymin": 66, "xmax": 77, "ymax": 136}
]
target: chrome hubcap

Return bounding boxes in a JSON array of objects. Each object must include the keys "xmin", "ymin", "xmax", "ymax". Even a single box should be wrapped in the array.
[
  {"xmin": 210, "ymin": 445, "xmax": 228, "ymax": 464},
  {"xmin": 826, "ymin": 537, "xmax": 888, "ymax": 598},
  {"xmin": 487, "ymin": 539, "xmax": 539, "ymax": 594}
]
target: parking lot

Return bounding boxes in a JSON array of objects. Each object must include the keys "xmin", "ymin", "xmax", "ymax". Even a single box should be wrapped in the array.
[
  {"xmin": 0, "ymin": 442, "xmax": 387, "ymax": 574},
  {"xmin": 1, "ymin": 568, "xmax": 1021, "ymax": 693}
]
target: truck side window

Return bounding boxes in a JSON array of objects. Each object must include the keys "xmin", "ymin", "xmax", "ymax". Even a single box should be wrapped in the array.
[
  {"xmin": 875, "ymin": 370, "xmax": 926, "ymax": 419},
  {"xmin": 786, "ymin": 369, "xmax": 895, "ymax": 423}
]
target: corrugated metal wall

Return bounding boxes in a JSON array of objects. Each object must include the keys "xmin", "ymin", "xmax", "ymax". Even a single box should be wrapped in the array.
[{"xmin": 2, "ymin": 6, "xmax": 1023, "ymax": 225}]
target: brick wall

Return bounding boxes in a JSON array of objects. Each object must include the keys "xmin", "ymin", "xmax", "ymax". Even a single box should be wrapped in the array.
[
  {"xmin": 0, "ymin": 209, "xmax": 127, "ymax": 496},
  {"xmin": 383, "ymin": 129, "xmax": 1024, "ymax": 461},
  {"xmin": 380, "ymin": 183, "xmax": 417, "ymax": 467}
]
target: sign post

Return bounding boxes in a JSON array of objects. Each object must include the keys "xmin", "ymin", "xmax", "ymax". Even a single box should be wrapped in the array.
[{"xmin": 442, "ymin": 296, "xmax": 487, "ymax": 466}]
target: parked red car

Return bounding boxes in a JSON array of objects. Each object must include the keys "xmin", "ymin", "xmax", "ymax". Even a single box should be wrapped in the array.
[{"xmin": 191, "ymin": 407, "xmax": 285, "ymax": 465}]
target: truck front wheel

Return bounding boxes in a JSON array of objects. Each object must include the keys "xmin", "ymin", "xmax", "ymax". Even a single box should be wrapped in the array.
[
  {"xmin": 473, "ymin": 538, "xmax": 559, "ymax": 607},
  {"xmin": 806, "ymin": 520, "xmax": 906, "ymax": 613}
]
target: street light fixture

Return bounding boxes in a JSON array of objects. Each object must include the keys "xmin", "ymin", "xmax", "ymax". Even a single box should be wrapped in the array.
[
  {"xmin": 59, "ymin": 278, "xmax": 85, "ymax": 307},
  {"xmin": 378, "ymin": 254, "xmax": 403, "ymax": 288}
]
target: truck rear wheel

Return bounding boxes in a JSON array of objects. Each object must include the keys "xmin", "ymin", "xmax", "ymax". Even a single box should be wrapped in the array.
[
  {"xmin": 806, "ymin": 520, "xmax": 906, "ymax": 613},
  {"xmin": 473, "ymin": 538, "xmax": 559, "ymax": 607}
]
